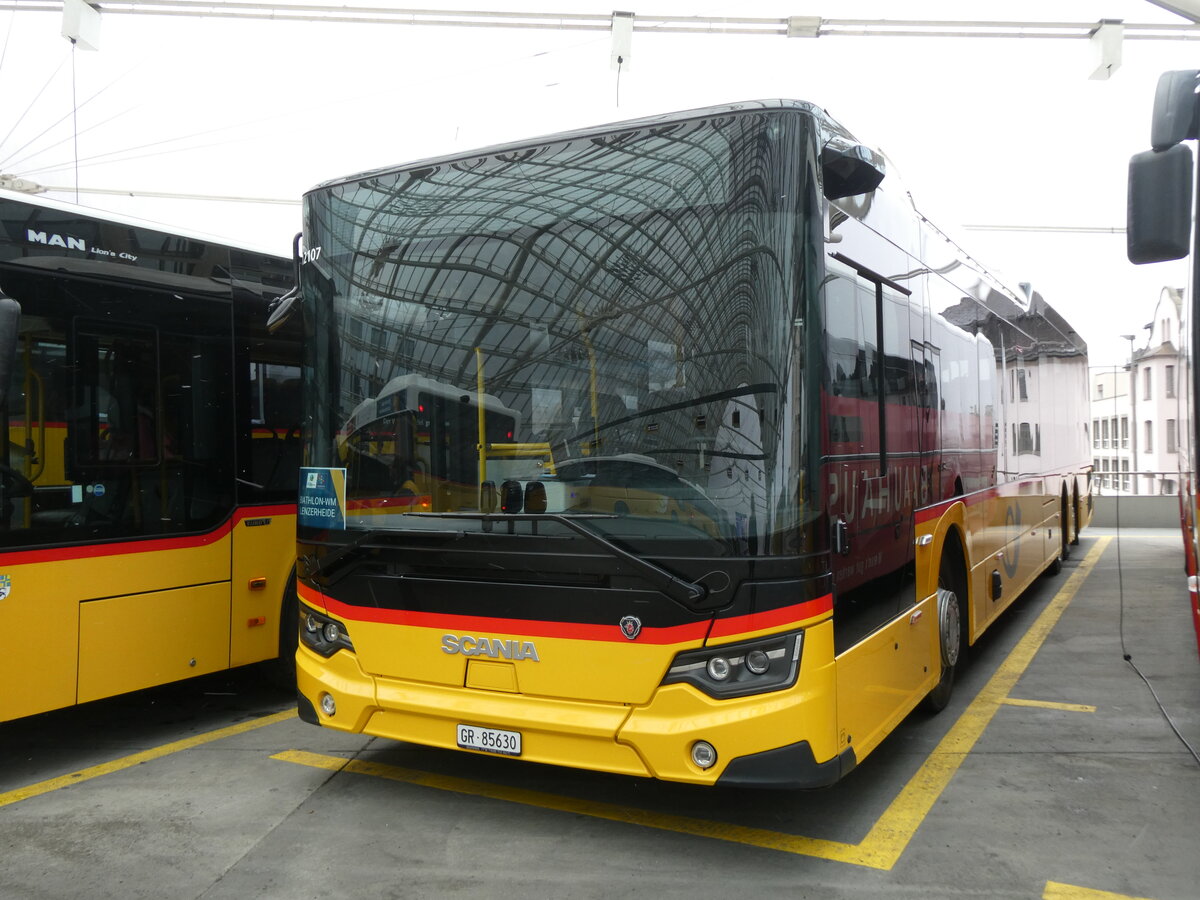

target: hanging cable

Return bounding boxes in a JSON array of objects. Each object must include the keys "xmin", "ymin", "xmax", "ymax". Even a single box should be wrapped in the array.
[
  {"xmin": 70, "ymin": 37, "xmax": 79, "ymax": 202},
  {"xmin": 0, "ymin": 56, "xmax": 68, "ymax": 160},
  {"xmin": 1112, "ymin": 364, "xmax": 1200, "ymax": 767}
]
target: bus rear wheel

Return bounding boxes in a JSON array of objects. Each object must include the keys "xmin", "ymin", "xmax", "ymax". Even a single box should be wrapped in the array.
[{"xmin": 923, "ymin": 547, "xmax": 964, "ymax": 713}]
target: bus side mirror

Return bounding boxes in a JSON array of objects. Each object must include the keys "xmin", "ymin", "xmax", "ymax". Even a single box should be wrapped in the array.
[
  {"xmin": 1151, "ymin": 69, "xmax": 1200, "ymax": 150},
  {"xmin": 0, "ymin": 294, "xmax": 21, "ymax": 412},
  {"xmin": 267, "ymin": 232, "xmax": 304, "ymax": 334},
  {"xmin": 1127, "ymin": 143, "xmax": 1193, "ymax": 264},
  {"xmin": 821, "ymin": 143, "xmax": 886, "ymax": 200}
]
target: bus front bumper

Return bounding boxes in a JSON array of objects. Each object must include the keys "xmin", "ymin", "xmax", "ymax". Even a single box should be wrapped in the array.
[{"xmin": 295, "ymin": 632, "xmax": 841, "ymax": 788}]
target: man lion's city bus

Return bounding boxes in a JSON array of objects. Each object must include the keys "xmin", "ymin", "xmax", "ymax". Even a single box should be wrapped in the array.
[
  {"xmin": 0, "ymin": 190, "xmax": 301, "ymax": 722},
  {"xmin": 292, "ymin": 101, "xmax": 1092, "ymax": 787}
]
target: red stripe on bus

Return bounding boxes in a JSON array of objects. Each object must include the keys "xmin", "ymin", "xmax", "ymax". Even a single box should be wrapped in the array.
[
  {"xmin": 0, "ymin": 504, "xmax": 295, "ymax": 565},
  {"xmin": 707, "ymin": 593, "xmax": 833, "ymax": 639},
  {"xmin": 301, "ymin": 585, "xmax": 833, "ymax": 646},
  {"xmin": 303, "ymin": 583, "xmax": 712, "ymax": 645}
]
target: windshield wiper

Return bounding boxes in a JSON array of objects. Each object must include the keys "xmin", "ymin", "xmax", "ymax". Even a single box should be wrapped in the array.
[
  {"xmin": 301, "ymin": 527, "xmax": 464, "ymax": 579},
  {"xmin": 407, "ymin": 512, "xmax": 707, "ymax": 606}
]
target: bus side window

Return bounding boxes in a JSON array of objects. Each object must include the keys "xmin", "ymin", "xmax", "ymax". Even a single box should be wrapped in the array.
[
  {"xmin": 67, "ymin": 325, "xmax": 160, "ymax": 470},
  {"xmin": 247, "ymin": 361, "xmax": 302, "ymax": 497}
]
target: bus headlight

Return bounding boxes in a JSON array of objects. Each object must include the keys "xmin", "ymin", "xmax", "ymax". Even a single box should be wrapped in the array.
[
  {"xmin": 663, "ymin": 631, "xmax": 802, "ymax": 699},
  {"xmin": 298, "ymin": 603, "xmax": 355, "ymax": 658}
]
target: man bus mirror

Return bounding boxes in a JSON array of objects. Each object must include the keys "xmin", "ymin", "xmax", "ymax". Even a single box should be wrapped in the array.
[
  {"xmin": 1128, "ymin": 143, "xmax": 1193, "ymax": 263},
  {"xmin": 1151, "ymin": 69, "xmax": 1200, "ymax": 151},
  {"xmin": 1127, "ymin": 69, "xmax": 1200, "ymax": 266}
]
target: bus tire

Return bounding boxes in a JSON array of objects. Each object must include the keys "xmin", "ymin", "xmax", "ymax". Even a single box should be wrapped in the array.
[
  {"xmin": 1059, "ymin": 491, "xmax": 1071, "ymax": 562},
  {"xmin": 1071, "ymin": 486, "xmax": 1083, "ymax": 545},
  {"xmin": 262, "ymin": 571, "xmax": 299, "ymax": 689},
  {"xmin": 922, "ymin": 539, "xmax": 966, "ymax": 713}
]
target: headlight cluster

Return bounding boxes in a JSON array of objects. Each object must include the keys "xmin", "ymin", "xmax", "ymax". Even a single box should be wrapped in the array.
[
  {"xmin": 298, "ymin": 602, "xmax": 355, "ymax": 658},
  {"xmin": 662, "ymin": 631, "xmax": 802, "ymax": 699}
]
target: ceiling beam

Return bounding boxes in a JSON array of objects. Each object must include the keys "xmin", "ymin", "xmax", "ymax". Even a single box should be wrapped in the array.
[{"xmin": 3, "ymin": 4, "xmax": 1200, "ymax": 41}]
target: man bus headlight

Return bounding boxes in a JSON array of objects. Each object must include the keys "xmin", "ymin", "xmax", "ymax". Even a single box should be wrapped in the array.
[
  {"xmin": 662, "ymin": 631, "xmax": 802, "ymax": 699},
  {"xmin": 299, "ymin": 603, "xmax": 355, "ymax": 657}
]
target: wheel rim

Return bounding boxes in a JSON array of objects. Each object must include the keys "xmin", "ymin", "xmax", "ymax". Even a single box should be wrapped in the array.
[{"xmin": 937, "ymin": 586, "xmax": 960, "ymax": 668}]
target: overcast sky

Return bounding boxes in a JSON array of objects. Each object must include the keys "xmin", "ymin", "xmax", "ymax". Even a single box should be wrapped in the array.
[{"xmin": 2, "ymin": 0, "xmax": 1199, "ymax": 366}]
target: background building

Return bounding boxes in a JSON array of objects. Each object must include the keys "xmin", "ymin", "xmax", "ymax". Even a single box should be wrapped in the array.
[{"xmin": 1090, "ymin": 287, "xmax": 1186, "ymax": 495}]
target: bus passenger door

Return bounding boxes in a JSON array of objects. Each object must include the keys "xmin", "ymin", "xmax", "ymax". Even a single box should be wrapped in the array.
[{"xmin": 826, "ymin": 251, "xmax": 932, "ymax": 760}]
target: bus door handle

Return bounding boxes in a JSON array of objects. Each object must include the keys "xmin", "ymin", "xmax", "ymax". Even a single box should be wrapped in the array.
[{"xmin": 833, "ymin": 517, "xmax": 850, "ymax": 556}]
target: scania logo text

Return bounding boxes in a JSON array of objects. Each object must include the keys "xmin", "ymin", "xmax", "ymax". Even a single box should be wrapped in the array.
[{"xmin": 441, "ymin": 634, "xmax": 540, "ymax": 661}]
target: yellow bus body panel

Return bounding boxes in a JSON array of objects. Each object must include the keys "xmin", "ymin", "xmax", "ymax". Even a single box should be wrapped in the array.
[
  {"xmin": 230, "ymin": 511, "xmax": 297, "ymax": 667},
  {"xmin": 834, "ymin": 593, "xmax": 937, "ymax": 763},
  {"xmin": 78, "ymin": 582, "xmax": 231, "ymax": 703},
  {"xmin": 968, "ymin": 481, "xmax": 1061, "ymax": 640},
  {"xmin": 348, "ymin": 619, "xmax": 702, "ymax": 706},
  {"xmin": 0, "ymin": 507, "xmax": 300, "ymax": 721}
]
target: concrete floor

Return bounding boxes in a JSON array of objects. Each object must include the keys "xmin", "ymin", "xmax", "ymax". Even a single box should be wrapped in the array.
[{"xmin": 1, "ymin": 527, "xmax": 1197, "ymax": 900}]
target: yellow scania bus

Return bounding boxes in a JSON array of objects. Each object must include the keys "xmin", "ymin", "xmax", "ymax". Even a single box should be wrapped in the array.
[
  {"xmin": 0, "ymin": 190, "xmax": 300, "ymax": 722},
  {"xmin": 292, "ymin": 101, "xmax": 1092, "ymax": 787}
]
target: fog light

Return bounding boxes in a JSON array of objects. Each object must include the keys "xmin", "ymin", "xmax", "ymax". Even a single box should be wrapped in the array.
[
  {"xmin": 745, "ymin": 648, "xmax": 770, "ymax": 675},
  {"xmin": 691, "ymin": 740, "xmax": 717, "ymax": 769},
  {"xmin": 706, "ymin": 656, "xmax": 731, "ymax": 681},
  {"xmin": 323, "ymin": 622, "xmax": 341, "ymax": 643},
  {"xmin": 305, "ymin": 614, "xmax": 321, "ymax": 634},
  {"xmin": 319, "ymin": 692, "xmax": 336, "ymax": 717}
]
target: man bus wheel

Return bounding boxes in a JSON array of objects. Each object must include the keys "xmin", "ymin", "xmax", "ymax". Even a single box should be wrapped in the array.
[
  {"xmin": 922, "ymin": 538, "xmax": 966, "ymax": 713},
  {"xmin": 262, "ymin": 572, "xmax": 299, "ymax": 689},
  {"xmin": 1044, "ymin": 493, "xmax": 1070, "ymax": 577}
]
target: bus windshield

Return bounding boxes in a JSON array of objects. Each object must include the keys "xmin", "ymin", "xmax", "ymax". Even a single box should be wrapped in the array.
[{"xmin": 304, "ymin": 109, "xmax": 818, "ymax": 554}]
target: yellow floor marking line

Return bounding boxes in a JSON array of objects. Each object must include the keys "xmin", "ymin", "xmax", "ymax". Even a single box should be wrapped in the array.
[
  {"xmin": 273, "ymin": 748, "xmax": 867, "ymax": 862},
  {"xmin": 0, "ymin": 709, "xmax": 296, "ymax": 809},
  {"xmin": 1002, "ymin": 698, "xmax": 1097, "ymax": 713},
  {"xmin": 1043, "ymin": 880, "xmax": 1156, "ymax": 900},
  {"xmin": 275, "ymin": 537, "xmax": 1112, "ymax": 870},
  {"xmin": 832, "ymin": 535, "xmax": 1110, "ymax": 870}
]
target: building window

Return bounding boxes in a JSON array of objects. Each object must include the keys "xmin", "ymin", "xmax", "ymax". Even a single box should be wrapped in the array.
[
  {"xmin": 1092, "ymin": 419, "xmax": 1099, "ymax": 448},
  {"xmin": 1143, "ymin": 367, "xmax": 1152, "ymax": 401},
  {"xmin": 1122, "ymin": 459, "xmax": 1130, "ymax": 492},
  {"xmin": 1121, "ymin": 416, "xmax": 1129, "ymax": 448},
  {"xmin": 1144, "ymin": 420, "xmax": 1154, "ymax": 452},
  {"xmin": 1096, "ymin": 383, "xmax": 1104, "ymax": 399},
  {"xmin": 1101, "ymin": 458, "xmax": 1110, "ymax": 488},
  {"xmin": 1011, "ymin": 367, "xmax": 1028, "ymax": 402},
  {"xmin": 1167, "ymin": 418, "xmax": 1178, "ymax": 454},
  {"xmin": 1166, "ymin": 365, "xmax": 1176, "ymax": 399},
  {"xmin": 1018, "ymin": 422, "xmax": 1035, "ymax": 453},
  {"xmin": 1102, "ymin": 418, "xmax": 1110, "ymax": 448}
]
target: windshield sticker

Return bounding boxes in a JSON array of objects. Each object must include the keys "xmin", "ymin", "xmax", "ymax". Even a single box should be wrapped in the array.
[{"xmin": 299, "ymin": 467, "xmax": 347, "ymax": 530}]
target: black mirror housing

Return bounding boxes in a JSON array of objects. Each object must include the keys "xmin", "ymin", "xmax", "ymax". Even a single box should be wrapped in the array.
[
  {"xmin": 1127, "ymin": 144, "xmax": 1194, "ymax": 264},
  {"xmin": 821, "ymin": 142, "xmax": 886, "ymax": 200},
  {"xmin": 1152, "ymin": 69, "xmax": 1200, "ymax": 151}
]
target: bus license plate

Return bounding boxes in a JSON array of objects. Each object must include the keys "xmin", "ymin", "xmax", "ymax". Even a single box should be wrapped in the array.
[{"xmin": 457, "ymin": 724, "xmax": 522, "ymax": 756}]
